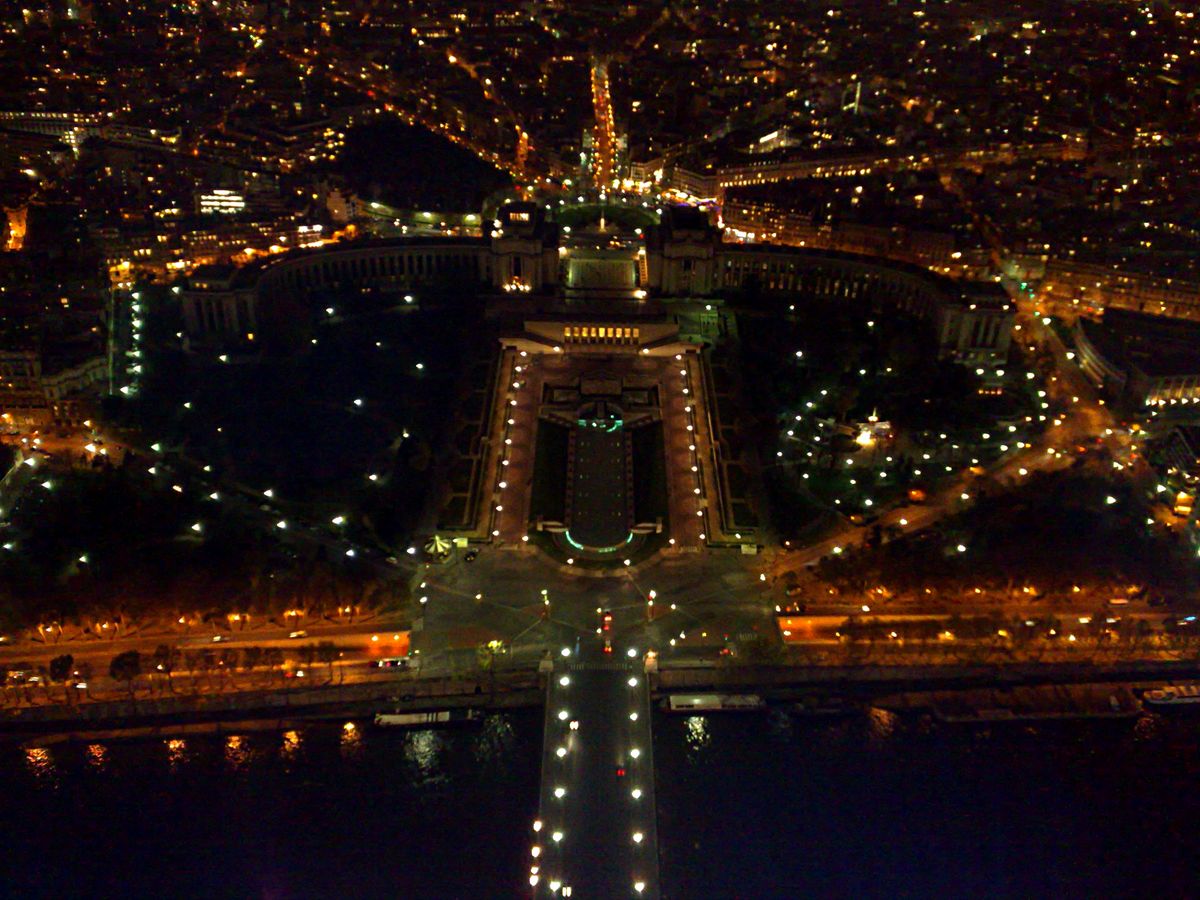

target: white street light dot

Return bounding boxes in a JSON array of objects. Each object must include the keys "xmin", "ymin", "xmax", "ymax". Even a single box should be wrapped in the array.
[
  {"xmin": 626, "ymin": 647, "xmax": 637, "ymax": 658},
  {"xmin": 629, "ymin": 712, "xmax": 638, "ymax": 721},
  {"xmin": 634, "ymin": 882, "xmax": 646, "ymax": 894},
  {"xmin": 633, "ymin": 831, "xmax": 644, "ymax": 844},
  {"xmin": 557, "ymin": 710, "xmax": 569, "ymax": 720},
  {"xmin": 627, "ymin": 677, "xmax": 637, "ymax": 687},
  {"xmin": 552, "ymin": 831, "xmax": 563, "ymax": 843},
  {"xmin": 630, "ymin": 748, "xmax": 641, "ymax": 759},
  {"xmin": 560, "ymin": 647, "xmax": 570, "ymax": 657},
  {"xmin": 554, "ymin": 787, "xmax": 566, "ymax": 798},
  {"xmin": 556, "ymin": 747, "xmax": 567, "ymax": 758},
  {"xmin": 631, "ymin": 788, "xmax": 642, "ymax": 799},
  {"xmin": 533, "ymin": 820, "xmax": 543, "ymax": 832},
  {"xmin": 559, "ymin": 676, "xmax": 570, "ymax": 687}
]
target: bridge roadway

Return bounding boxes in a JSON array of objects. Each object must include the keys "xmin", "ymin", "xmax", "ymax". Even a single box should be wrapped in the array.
[{"xmin": 530, "ymin": 641, "xmax": 659, "ymax": 898}]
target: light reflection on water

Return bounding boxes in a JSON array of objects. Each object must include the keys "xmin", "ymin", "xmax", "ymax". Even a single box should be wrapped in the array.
[
  {"xmin": 12, "ymin": 720, "xmax": 519, "ymax": 788},
  {"xmin": 473, "ymin": 713, "xmax": 516, "ymax": 766},
  {"xmin": 17, "ymin": 717, "xmax": 526, "ymax": 792},
  {"xmin": 684, "ymin": 715, "xmax": 711, "ymax": 759},
  {"xmin": 404, "ymin": 729, "xmax": 446, "ymax": 785},
  {"xmin": 224, "ymin": 734, "xmax": 252, "ymax": 770},
  {"xmin": 1, "ymin": 711, "xmax": 543, "ymax": 899},
  {"xmin": 166, "ymin": 737, "xmax": 188, "ymax": 769},
  {"xmin": 85, "ymin": 743, "xmax": 107, "ymax": 771},
  {"xmin": 281, "ymin": 729, "xmax": 302, "ymax": 764},
  {"xmin": 24, "ymin": 747, "xmax": 55, "ymax": 785},
  {"xmin": 866, "ymin": 706, "xmax": 898, "ymax": 742},
  {"xmin": 340, "ymin": 721, "xmax": 364, "ymax": 759},
  {"xmin": 1133, "ymin": 712, "xmax": 1165, "ymax": 741}
]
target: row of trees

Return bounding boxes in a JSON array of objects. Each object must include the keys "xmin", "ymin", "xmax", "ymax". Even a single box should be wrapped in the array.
[
  {"xmin": 825, "ymin": 613, "xmax": 1199, "ymax": 667},
  {"xmin": 0, "ymin": 642, "xmax": 349, "ymax": 707},
  {"xmin": 722, "ymin": 619, "xmax": 1200, "ymax": 672}
]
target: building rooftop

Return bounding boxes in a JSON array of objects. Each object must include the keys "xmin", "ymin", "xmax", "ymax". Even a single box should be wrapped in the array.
[
  {"xmin": 1083, "ymin": 308, "xmax": 1200, "ymax": 379},
  {"xmin": 961, "ymin": 281, "xmax": 1012, "ymax": 310},
  {"xmin": 226, "ymin": 236, "xmax": 491, "ymax": 289}
]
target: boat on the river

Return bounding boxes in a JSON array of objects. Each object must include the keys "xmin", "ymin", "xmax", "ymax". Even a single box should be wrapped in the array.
[
  {"xmin": 665, "ymin": 693, "xmax": 765, "ymax": 712},
  {"xmin": 373, "ymin": 709, "xmax": 482, "ymax": 728},
  {"xmin": 1143, "ymin": 684, "xmax": 1200, "ymax": 708}
]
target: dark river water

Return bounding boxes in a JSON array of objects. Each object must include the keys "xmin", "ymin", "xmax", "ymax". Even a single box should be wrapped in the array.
[{"xmin": 1, "ymin": 707, "xmax": 1198, "ymax": 899}]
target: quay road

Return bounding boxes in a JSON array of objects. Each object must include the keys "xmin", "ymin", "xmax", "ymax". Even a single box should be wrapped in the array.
[{"xmin": 532, "ymin": 641, "xmax": 659, "ymax": 899}]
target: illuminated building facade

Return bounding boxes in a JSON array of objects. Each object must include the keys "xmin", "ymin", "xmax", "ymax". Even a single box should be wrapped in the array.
[
  {"xmin": 1073, "ymin": 309, "xmax": 1200, "ymax": 410},
  {"xmin": 182, "ymin": 203, "xmax": 1012, "ymax": 370},
  {"xmin": 1037, "ymin": 259, "xmax": 1200, "ymax": 322}
]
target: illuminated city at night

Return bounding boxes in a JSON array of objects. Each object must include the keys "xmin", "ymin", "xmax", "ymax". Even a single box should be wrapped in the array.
[{"xmin": 4, "ymin": 1, "xmax": 1200, "ymax": 897}]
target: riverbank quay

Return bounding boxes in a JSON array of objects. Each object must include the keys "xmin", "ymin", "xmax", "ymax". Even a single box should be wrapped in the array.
[
  {"xmin": 0, "ymin": 671, "xmax": 542, "ymax": 742},
  {"xmin": 655, "ymin": 657, "xmax": 1200, "ymax": 698},
  {"xmin": 6, "ymin": 655, "xmax": 1200, "ymax": 743}
]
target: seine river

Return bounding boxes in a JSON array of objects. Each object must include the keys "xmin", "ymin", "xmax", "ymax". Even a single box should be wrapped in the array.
[{"xmin": 1, "ymin": 708, "xmax": 1198, "ymax": 899}]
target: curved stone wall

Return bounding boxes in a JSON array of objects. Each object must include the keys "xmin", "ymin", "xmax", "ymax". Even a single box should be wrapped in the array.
[{"xmin": 251, "ymin": 238, "xmax": 493, "ymax": 298}]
